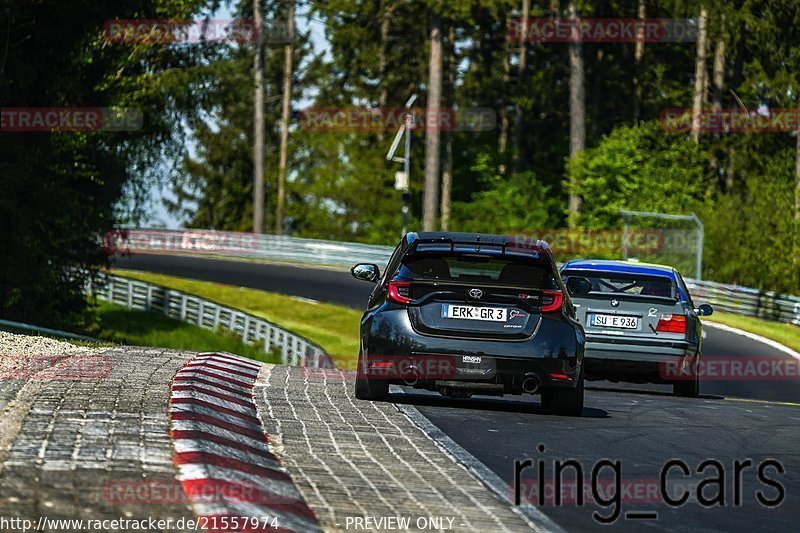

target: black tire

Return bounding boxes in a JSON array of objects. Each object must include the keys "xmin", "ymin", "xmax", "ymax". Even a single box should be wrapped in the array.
[
  {"xmin": 354, "ymin": 359, "xmax": 389, "ymax": 401},
  {"xmin": 673, "ymin": 376, "xmax": 699, "ymax": 397},
  {"xmin": 354, "ymin": 374, "xmax": 389, "ymax": 400},
  {"xmin": 541, "ymin": 370, "xmax": 584, "ymax": 416}
]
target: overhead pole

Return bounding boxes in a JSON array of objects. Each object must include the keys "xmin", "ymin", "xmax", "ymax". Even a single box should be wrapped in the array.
[{"xmin": 387, "ymin": 94, "xmax": 418, "ymax": 236}]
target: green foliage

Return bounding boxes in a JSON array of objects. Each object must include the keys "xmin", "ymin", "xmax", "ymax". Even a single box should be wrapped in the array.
[
  {"xmin": 451, "ymin": 154, "xmax": 558, "ymax": 233},
  {"xmin": 3, "ymin": 0, "xmax": 799, "ymax": 321},
  {"xmin": 566, "ymin": 121, "xmax": 710, "ymax": 229},
  {"xmin": 701, "ymin": 147, "xmax": 799, "ymax": 293},
  {"xmin": 0, "ymin": 0, "xmax": 228, "ymax": 328}
]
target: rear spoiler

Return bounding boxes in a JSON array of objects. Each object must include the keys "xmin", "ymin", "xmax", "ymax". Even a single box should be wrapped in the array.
[{"xmin": 411, "ymin": 238, "xmax": 549, "ymax": 259}]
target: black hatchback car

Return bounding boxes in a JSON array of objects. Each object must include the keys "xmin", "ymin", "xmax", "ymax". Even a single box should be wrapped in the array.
[{"xmin": 350, "ymin": 232, "xmax": 586, "ymax": 416}]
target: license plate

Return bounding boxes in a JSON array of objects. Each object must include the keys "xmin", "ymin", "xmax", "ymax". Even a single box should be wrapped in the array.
[
  {"xmin": 590, "ymin": 314, "xmax": 639, "ymax": 329},
  {"xmin": 441, "ymin": 304, "xmax": 507, "ymax": 322}
]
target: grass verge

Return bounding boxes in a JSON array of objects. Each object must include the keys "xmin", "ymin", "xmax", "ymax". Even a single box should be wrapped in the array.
[
  {"xmin": 704, "ymin": 311, "xmax": 800, "ymax": 353},
  {"xmin": 86, "ymin": 301, "xmax": 281, "ymax": 364},
  {"xmin": 109, "ymin": 269, "xmax": 361, "ymax": 369}
]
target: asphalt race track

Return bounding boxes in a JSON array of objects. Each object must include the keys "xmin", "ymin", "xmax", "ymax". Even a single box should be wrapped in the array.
[
  {"xmin": 114, "ymin": 253, "xmax": 800, "ymax": 532},
  {"xmin": 114, "ymin": 253, "xmax": 370, "ymax": 308}
]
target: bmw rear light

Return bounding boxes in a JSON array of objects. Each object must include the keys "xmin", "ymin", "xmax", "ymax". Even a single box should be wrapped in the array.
[
  {"xmin": 656, "ymin": 314, "xmax": 687, "ymax": 334},
  {"xmin": 388, "ymin": 281, "xmax": 412, "ymax": 304},
  {"xmin": 541, "ymin": 290, "xmax": 564, "ymax": 313}
]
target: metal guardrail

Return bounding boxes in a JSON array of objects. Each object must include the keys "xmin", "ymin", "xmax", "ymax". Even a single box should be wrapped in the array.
[
  {"xmin": 104, "ymin": 228, "xmax": 394, "ymax": 268},
  {"xmin": 0, "ymin": 318, "xmax": 103, "ymax": 343},
  {"xmin": 105, "ymin": 229, "xmax": 800, "ymax": 326},
  {"xmin": 685, "ymin": 279, "xmax": 800, "ymax": 326},
  {"xmin": 87, "ymin": 272, "xmax": 334, "ymax": 368}
]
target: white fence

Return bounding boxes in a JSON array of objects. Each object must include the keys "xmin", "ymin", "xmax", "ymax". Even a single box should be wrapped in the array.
[
  {"xmin": 105, "ymin": 229, "xmax": 800, "ymax": 326},
  {"xmin": 87, "ymin": 272, "xmax": 334, "ymax": 368}
]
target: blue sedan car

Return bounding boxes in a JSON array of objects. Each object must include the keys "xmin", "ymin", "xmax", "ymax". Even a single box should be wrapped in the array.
[{"xmin": 559, "ymin": 259, "xmax": 713, "ymax": 397}]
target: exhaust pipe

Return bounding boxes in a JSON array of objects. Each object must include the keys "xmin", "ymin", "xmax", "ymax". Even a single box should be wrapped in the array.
[
  {"xmin": 521, "ymin": 373, "xmax": 540, "ymax": 394},
  {"xmin": 402, "ymin": 366, "xmax": 420, "ymax": 387}
]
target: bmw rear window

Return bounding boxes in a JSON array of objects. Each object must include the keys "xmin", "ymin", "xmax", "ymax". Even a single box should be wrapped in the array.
[
  {"xmin": 562, "ymin": 270, "xmax": 677, "ymax": 300},
  {"xmin": 396, "ymin": 252, "xmax": 557, "ymax": 289}
]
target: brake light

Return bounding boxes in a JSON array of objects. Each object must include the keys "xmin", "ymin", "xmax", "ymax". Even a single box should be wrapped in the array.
[
  {"xmin": 388, "ymin": 281, "xmax": 412, "ymax": 304},
  {"xmin": 549, "ymin": 372, "xmax": 571, "ymax": 381},
  {"xmin": 541, "ymin": 290, "xmax": 564, "ymax": 313},
  {"xmin": 656, "ymin": 314, "xmax": 687, "ymax": 334}
]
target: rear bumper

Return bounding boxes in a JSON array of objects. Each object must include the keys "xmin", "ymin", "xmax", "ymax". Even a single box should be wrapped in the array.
[
  {"xmin": 361, "ymin": 352, "xmax": 580, "ymax": 393},
  {"xmin": 360, "ymin": 308, "xmax": 584, "ymax": 393},
  {"xmin": 584, "ymin": 334, "xmax": 699, "ymax": 384}
]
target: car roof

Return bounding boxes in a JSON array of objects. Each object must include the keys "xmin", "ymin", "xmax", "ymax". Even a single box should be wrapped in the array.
[
  {"xmin": 561, "ymin": 259, "xmax": 679, "ymax": 280},
  {"xmin": 407, "ymin": 231, "xmax": 552, "ymax": 252}
]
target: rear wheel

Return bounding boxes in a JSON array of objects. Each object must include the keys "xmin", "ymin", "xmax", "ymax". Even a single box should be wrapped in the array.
[
  {"xmin": 541, "ymin": 370, "xmax": 584, "ymax": 416},
  {"xmin": 673, "ymin": 376, "xmax": 699, "ymax": 397},
  {"xmin": 354, "ymin": 353, "xmax": 389, "ymax": 401}
]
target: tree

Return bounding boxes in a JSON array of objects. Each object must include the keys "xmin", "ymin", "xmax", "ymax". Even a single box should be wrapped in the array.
[
  {"xmin": 567, "ymin": 0, "xmax": 585, "ymax": 227},
  {"xmin": 0, "ymin": 0, "xmax": 220, "ymax": 328},
  {"xmin": 440, "ymin": 24, "xmax": 456, "ymax": 231},
  {"xmin": 691, "ymin": 5, "xmax": 708, "ymax": 143},
  {"xmin": 423, "ymin": 12, "xmax": 443, "ymax": 231},
  {"xmin": 566, "ymin": 121, "xmax": 710, "ymax": 229},
  {"xmin": 275, "ymin": 0, "xmax": 295, "ymax": 235},
  {"xmin": 513, "ymin": 0, "xmax": 530, "ymax": 171},
  {"xmin": 252, "ymin": 0, "xmax": 266, "ymax": 233}
]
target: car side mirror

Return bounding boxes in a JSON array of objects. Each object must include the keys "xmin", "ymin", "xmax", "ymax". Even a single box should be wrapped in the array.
[
  {"xmin": 696, "ymin": 303, "xmax": 713, "ymax": 316},
  {"xmin": 566, "ymin": 276, "xmax": 593, "ymax": 295},
  {"xmin": 351, "ymin": 263, "xmax": 380, "ymax": 283}
]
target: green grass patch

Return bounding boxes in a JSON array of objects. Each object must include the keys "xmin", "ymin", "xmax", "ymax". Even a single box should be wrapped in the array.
[
  {"xmin": 86, "ymin": 301, "xmax": 281, "ymax": 364},
  {"xmin": 704, "ymin": 311, "xmax": 800, "ymax": 353},
  {"xmin": 109, "ymin": 270, "xmax": 361, "ymax": 369}
]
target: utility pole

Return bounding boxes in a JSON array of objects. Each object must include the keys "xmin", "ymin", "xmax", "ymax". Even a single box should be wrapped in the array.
[
  {"xmin": 275, "ymin": 0, "xmax": 295, "ymax": 235},
  {"xmin": 252, "ymin": 0, "xmax": 266, "ymax": 233},
  {"xmin": 387, "ymin": 95, "xmax": 418, "ymax": 236}
]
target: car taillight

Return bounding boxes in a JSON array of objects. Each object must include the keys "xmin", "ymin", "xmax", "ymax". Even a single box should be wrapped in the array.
[
  {"xmin": 388, "ymin": 281, "xmax": 412, "ymax": 304},
  {"xmin": 541, "ymin": 290, "xmax": 564, "ymax": 313},
  {"xmin": 656, "ymin": 314, "xmax": 687, "ymax": 334}
]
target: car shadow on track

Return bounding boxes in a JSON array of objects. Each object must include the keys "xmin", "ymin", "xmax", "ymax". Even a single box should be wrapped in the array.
[
  {"xmin": 586, "ymin": 382, "xmax": 724, "ymax": 401},
  {"xmin": 389, "ymin": 389, "xmax": 610, "ymax": 418}
]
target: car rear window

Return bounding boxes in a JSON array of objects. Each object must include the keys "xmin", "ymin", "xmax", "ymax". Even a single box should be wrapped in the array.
[
  {"xmin": 397, "ymin": 252, "xmax": 557, "ymax": 288},
  {"xmin": 562, "ymin": 271, "xmax": 676, "ymax": 299}
]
